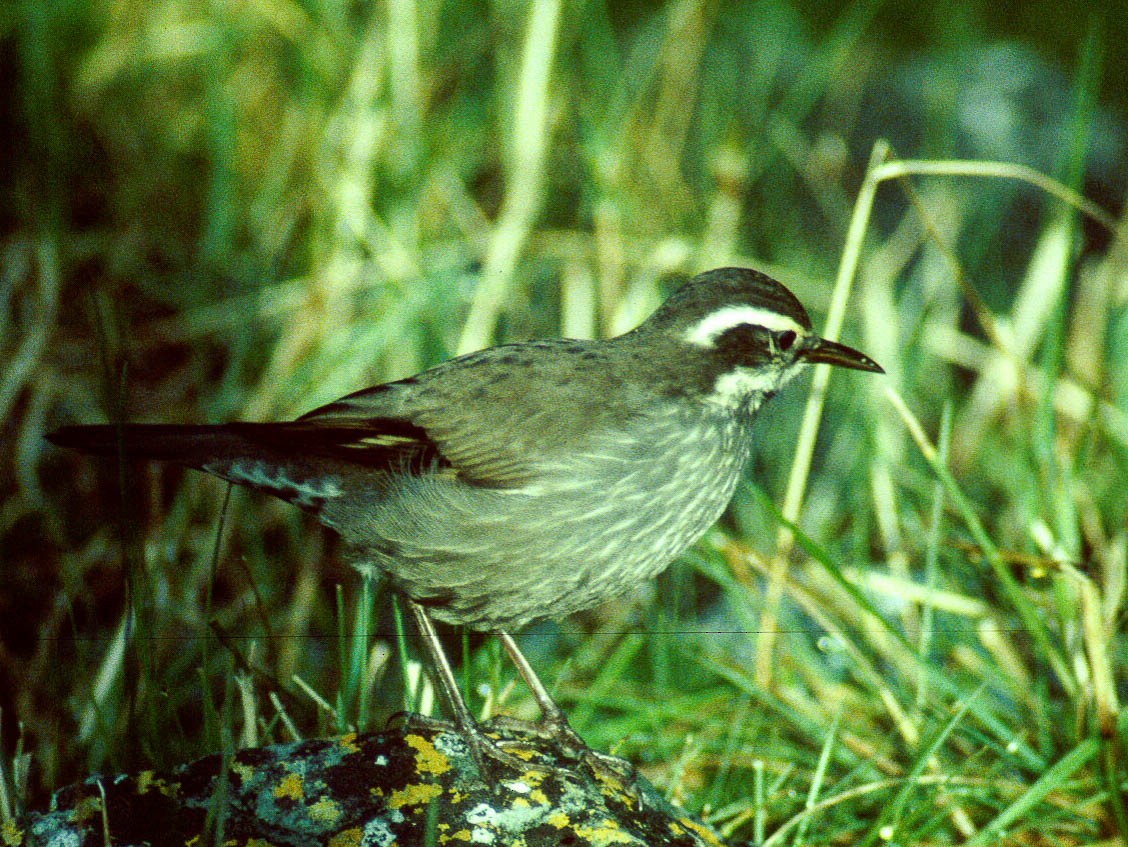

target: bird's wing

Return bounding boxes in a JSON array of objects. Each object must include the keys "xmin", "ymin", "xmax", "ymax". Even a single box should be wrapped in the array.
[
  {"xmin": 288, "ymin": 384, "xmax": 447, "ymax": 474},
  {"xmin": 297, "ymin": 340, "xmax": 642, "ymax": 489}
]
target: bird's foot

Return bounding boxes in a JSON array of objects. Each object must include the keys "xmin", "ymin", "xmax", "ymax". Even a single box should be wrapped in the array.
[
  {"xmin": 387, "ymin": 710, "xmax": 636, "ymax": 789},
  {"xmin": 483, "ymin": 713, "xmax": 637, "ymax": 786},
  {"xmin": 386, "ymin": 710, "xmax": 455, "ymax": 734},
  {"xmin": 387, "ymin": 711, "xmax": 570, "ymax": 787}
]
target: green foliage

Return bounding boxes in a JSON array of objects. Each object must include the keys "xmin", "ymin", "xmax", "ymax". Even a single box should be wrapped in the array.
[{"xmin": 3, "ymin": 0, "xmax": 1126, "ymax": 843}]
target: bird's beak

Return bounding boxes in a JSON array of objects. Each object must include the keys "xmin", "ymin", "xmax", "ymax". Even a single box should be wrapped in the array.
[{"xmin": 802, "ymin": 337, "xmax": 884, "ymax": 373}]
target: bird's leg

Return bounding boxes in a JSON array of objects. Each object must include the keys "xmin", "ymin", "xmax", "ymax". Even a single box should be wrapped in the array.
[
  {"xmin": 408, "ymin": 601, "xmax": 478, "ymax": 730},
  {"xmin": 495, "ymin": 630, "xmax": 636, "ymax": 782},
  {"xmin": 494, "ymin": 631, "xmax": 585, "ymax": 752},
  {"xmin": 407, "ymin": 600, "xmax": 539, "ymax": 781},
  {"xmin": 406, "ymin": 603, "xmax": 634, "ymax": 784}
]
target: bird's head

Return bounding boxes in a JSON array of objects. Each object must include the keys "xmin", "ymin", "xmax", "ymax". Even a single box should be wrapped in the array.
[{"xmin": 631, "ymin": 267, "xmax": 883, "ymax": 414}]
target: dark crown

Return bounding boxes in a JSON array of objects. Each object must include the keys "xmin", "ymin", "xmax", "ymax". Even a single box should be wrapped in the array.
[{"xmin": 644, "ymin": 267, "xmax": 813, "ymax": 336}]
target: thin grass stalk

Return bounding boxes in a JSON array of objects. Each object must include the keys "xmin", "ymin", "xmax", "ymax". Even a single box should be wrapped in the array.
[
  {"xmin": 964, "ymin": 737, "xmax": 1101, "ymax": 847},
  {"xmin": 792, "ymin": 709, "xmax": 841, "ymax": 847},
  {"xmin": 917, "ymin": 403, "xmax": 951, "ymax": 711},
  {"xmin": 756, "ymin": 139, "xmax": 892, "ymax": 687},
  {"xmin": 458, "ymin": 0, "xmax": 562, "ymax": 354},
  {"xmin": 886, "ymin": 388, "xmax": 1075, "ymax": 696},
  {"xmin": 859, "ymin": 689, "xmax": 978, "ymax": 847}
]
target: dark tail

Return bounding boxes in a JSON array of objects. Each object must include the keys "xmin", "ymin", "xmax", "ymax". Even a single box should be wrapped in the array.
[
  {"xmin": 47, "ymin": 423, "xmax": 358, "ymax": 512},
  {"xmin": 48, "ymin": 423, "xmax": 263, "ymax": 464}
]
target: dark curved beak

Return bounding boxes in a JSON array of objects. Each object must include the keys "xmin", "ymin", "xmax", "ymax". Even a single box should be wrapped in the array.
[{"xmin": 801, "ymin": 337, "xmax": 884, "ymax": 373}]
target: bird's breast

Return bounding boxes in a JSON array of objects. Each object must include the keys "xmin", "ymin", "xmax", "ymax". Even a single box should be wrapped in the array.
[
  {"xmin": 540, "ymin": 410, "xmax": 751, "ymax": 580},
  {"xmin": 349, "ymin": 407, "xmax": 753, "ymax": 630}
]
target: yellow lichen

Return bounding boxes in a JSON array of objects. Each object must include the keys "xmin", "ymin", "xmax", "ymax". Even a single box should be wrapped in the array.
[
  {"xmin": 308, "ymin": 796, "xmax": 343, "ymax": 825},
  {"xmin": 672, "ymin": 816, "xmax": 725, "ymax": 845},
  {"xmin": 388, "ymin": 781, "xmax": 444, "ymax": 810},
  {"xmin": 229, "ymin": 760, "xmax": 255, "ymax": 786},
  {"xmin": 1, "ymin": 819, "xmax": 24, "ymax": 847},
  {"xmin": 272, "ymin": 772, "xmax": 304, "ymax": 801},
  {"xmin": 337, "ymin": 733, "xmax": 361, "ymax": 753},
  {"xmin": 404, "ymin": 733, "xmax": 453, "ymax": 775},
  {"xmin": 573, "ymin": 819, "xmax": 634, "ymax": 844},
  {"xmin": 326, "ymin": 827, "xmax": 363, "ymax": 847},
  {"xmin": 135, "ymin": 770, "xmax": 179, "ymax": 799},
  {"xmin": 439, "ymin": 828, "xmax": 473, "ymax": 843}
]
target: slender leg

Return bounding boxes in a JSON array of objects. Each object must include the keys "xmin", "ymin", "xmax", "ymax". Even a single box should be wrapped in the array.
[
  {"xmin": 497, "ymin": 630, "xmax": 636, "ymax": 781},
  {"xmin": 407, "ymin": 600, "xmax": 537, "ymax": 780},
  {"xmin": 407, "ymin": 601, "xmax": 634, "ymax": 783},
  {"xmin": 409, "ymin": 601, "xmax": 478, "ymax": 730},
  {"xmin": 496, "ymin": 630, "xmax": 588, "ymax": 753}
]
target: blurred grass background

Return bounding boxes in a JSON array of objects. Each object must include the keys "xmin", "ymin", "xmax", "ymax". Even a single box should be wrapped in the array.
[{"xmin": 3, "ymin": 0, "xmax": 1127, "ymax": 842}]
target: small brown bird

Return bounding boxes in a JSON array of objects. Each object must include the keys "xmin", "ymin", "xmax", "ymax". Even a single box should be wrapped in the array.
[{"xmin": 49, "ymin": 267, "xmax": 882, "ymax": 778}]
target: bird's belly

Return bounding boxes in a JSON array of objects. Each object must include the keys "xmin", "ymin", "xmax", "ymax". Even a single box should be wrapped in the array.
[{"xmin": 345, "ymin": 417, "xmax": 750, "ymax": 630}]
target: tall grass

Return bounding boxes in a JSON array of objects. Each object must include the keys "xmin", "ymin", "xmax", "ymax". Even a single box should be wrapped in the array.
[{"xmin": 3, "ymin": 0, "xmax": 1126, "ymax": 842}]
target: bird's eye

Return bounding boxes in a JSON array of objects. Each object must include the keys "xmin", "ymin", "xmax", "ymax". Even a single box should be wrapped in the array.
[{"xmin": 778, "ymin": 330, "xmax": 797, "ymax": 351}]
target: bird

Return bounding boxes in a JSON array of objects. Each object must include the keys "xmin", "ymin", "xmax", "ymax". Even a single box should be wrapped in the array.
[{"xmin": 48, "ymin": 266, "xmax": 883, "ymax": 780}]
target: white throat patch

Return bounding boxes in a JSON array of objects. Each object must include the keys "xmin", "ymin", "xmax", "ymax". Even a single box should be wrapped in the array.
[
  {"xmin": 683, "ymin": 306, "xmax": 806, "ymax": 347},
  {"xmin": 706, "ymin": 366, "xmax": 782, "ymax": 409}
]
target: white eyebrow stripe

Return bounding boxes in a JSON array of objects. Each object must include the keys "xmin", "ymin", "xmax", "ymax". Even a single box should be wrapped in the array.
[{"xmin": 683, "ymin": 306, "xmax": 806, "ymax": 347}]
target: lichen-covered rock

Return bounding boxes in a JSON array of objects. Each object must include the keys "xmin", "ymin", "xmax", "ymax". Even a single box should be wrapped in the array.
[{"xmin": 13, "ymin": 720, "xmax": 725, "ymax": 846}]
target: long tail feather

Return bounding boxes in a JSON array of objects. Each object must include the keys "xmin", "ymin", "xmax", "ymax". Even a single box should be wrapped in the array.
[
  {"xmin": 47, "ymin": 423, "xmax": 355, "ymax": 511},
  {"xmin": 49, "ymin": 423, "xmax": 266, "ymax": 463}
]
